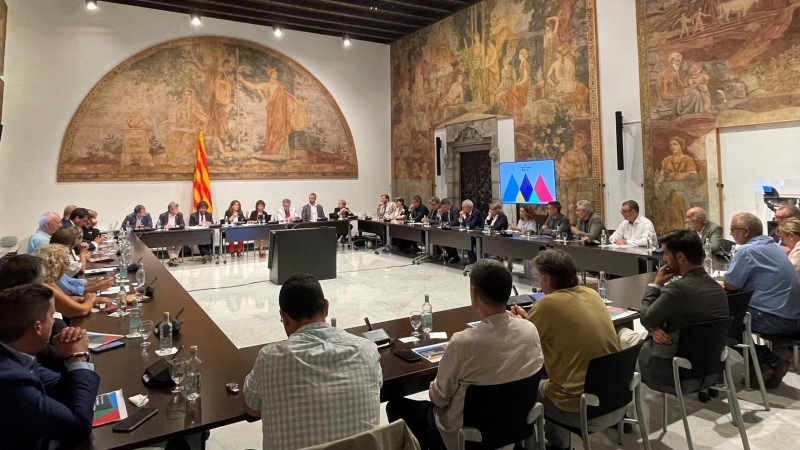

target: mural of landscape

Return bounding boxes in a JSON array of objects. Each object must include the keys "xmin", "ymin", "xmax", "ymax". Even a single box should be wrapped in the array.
[
  {"xmin": 59, "ymin": 36, "xmax": 357, "ymax": 181},
  {"xmin": 391, "ymin": 0, "xmax": 602, "ymax": 224},
  {"xmin": 637, "ymin": 0, "xmax": 800, "ymax": 233}
]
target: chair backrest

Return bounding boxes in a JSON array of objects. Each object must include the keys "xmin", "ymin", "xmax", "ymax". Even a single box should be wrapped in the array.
[
  {"xmin": 676, "ymin": 317, "xmax": 734, "ymax": 380},
  {"xmin": 15, "ymin": 236, "xmax": 30, "ymax": 255},
  {"xmin": 298, "ymin": 419, "xmax": 421, "ymax": 450},
  {"xmin": 726, "ymin": 291, "xmax": 754, "ymax": 342},
  {"xmin": 720, "ymin": 239, "xmax": 735, "ymax": 254},
  {"xmin": 462, "ymin": 371, "xmax": 544, "ymax": 450},
  {"xmin": 583, "ymin": 343, "xmax": 642, "ymax": 419}
]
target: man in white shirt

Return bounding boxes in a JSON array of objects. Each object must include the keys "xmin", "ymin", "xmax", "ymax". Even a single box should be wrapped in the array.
[
  {"xmin": 387, "ymin": 259, "xmax": 544, "ymax": 450},
  {"xmin": 377, "ymin": 194, "xmax": 391, "ymax": 219},
  {"xmin": 301, "ymin": 193, "xmax": 325, "ymax": 222},
  {"xmin": 608, "ymin": 200, "xmax": 656, "ymax": 247},
  {"xmin": 244, "ymin": 274, "xmax": 382, "ymax": 450},
  {"xmin": 157, "ymin": 202, "xmax": 185, "ymax": 267},
  {"xmin": 29, "ymin": 212, "xmax": 62, "ymax": 253}
]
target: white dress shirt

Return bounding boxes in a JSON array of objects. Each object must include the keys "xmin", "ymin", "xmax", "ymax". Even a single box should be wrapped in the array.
[
  {"xmin": 244, "ymin": 322, "xmax": 382, "ymax": 450},
  {"xmin": 309, "ymin": 204, "xmax": 318, "ymax": 221},
  {"xmin": 277, "ymin": 208, "xmax": 297, "ymax": 222},
  {"xmin": 167, "ymin": 214, "xmax": 176, "ymax": 228},
  {"xmin": 609, "ymin": 215, "xmax": 656, "ymax": 247},
  {"xmin": 430, "ymin": 313, "xmax": 544, "ymax": 450}
]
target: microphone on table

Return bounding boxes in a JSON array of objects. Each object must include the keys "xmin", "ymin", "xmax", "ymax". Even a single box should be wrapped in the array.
[
  {"xmin": 361, "ymin": 317, "xmax": 393, "ymax": 348},
  {"xmin": 364, "ymin": 317, "xmax": 373, "ymax": 331}
]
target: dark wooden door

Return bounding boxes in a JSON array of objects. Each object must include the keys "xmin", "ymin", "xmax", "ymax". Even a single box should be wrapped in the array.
[{"xmin": 460, "ymin": 150, "xmax": 492, "ymax": 215}]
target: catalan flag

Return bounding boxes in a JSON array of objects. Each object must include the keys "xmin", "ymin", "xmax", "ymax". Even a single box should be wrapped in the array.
[{"xmin": 192, "ymin": 131, "xmax": 212, "ymax": 213}]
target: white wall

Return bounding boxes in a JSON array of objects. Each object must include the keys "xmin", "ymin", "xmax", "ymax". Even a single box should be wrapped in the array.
[
  {"xmin": 596, "ymin": 0, "xmax": 646, "ymax": 223},
  {"xmin": 0, "ymin": 0, "xmax": 390, "ymax": 239},
  {"xmin": 497, "ymin": 117, "xmax": 516, "ymax": 218}
]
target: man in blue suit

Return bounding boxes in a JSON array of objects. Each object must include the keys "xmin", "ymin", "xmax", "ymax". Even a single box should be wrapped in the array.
[
  {"xmin": 458, "ymin": 199, "xmax": 485, "ymax": 264},
  {"xmin": 123, "ymin": 204, "xmax": 154, "ymax": 230},
  {"xmin": 0, "ymin": 284, "xmax": 100, "ymax": 450}
]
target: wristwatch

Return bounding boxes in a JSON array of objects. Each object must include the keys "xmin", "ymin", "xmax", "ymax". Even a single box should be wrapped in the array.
[{"xmin": 68, "ymin": 352, "xmax": 91, "ymax": 363}]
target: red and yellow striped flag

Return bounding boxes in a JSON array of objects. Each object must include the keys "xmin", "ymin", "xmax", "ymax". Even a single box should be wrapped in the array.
[{"xmin": 192, "ymin": 131, "xmax": 213, "ymax": 213}]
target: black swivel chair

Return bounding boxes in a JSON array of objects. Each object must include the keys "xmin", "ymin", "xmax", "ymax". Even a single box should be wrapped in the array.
[
  {"xmin": 646, "ymin": 317, "xmax": 750, "ymax": 450},
  {"xmin": 458, "ymin": 371, "xmax": 545, "ymax": 450},
  {"xmin": 544, "ymin": 343, "xmax": 651, "ymax": 450}
]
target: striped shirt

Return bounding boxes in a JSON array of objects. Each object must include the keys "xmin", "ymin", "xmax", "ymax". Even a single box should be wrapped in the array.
[{"xmin": 244, "ymin": 322, "xmax": 382, "ymax": 450}]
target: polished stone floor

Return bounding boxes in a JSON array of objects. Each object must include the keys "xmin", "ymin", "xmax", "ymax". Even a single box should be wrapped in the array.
[{"xmin": 165, "ymin": 248, "xmax": 800, "ymax": 450}]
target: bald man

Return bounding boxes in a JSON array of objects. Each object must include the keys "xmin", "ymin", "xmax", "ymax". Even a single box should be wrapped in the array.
[{"xmin": 685, "ymin": 207, "xmax": 722, "ymax": 254}]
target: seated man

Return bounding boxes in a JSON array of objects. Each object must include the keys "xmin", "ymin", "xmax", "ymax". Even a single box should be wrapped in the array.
[
  {"xmin": 332, "ymin": 199, "xmax": 354, "ymax": 244},
  {"xmin": 83, "ymin": 210, "xmax": 106, "ymax": 247},
  {"xmin": 60, "ymin": 205, "xmax": 76, "ymax": 229},
  {"xmin": 509, "ymin": 250, "xmax": 620, "ymax": 450},
  {"xmin": 157, "ymin": 202, "xmax": 186, "ymax": 267},
  {"xmin": 188, "ymin": 201, "xmax": 214, "ymax": 263},
  {"xmin": 538, "ymin": 201, "xmax": 571, "ymax": 238},
  {"xmin": 424, "ymin": 196, "xmax": 441, "ymax": 223},
  {"xmin": 609, "ymin": 200, "xmax": 656, "ymax": 247},
  {"xmin": 0, "ymin": 284, "xmax": 100, "ymax": 450},
  {"xmin": 770, "ymin": 205, "xmax": 800, "ymax": 246},
  {"xmin": 123, "ymin": 205, "xmax": 153, "ymax": 230},
  {"xmin": 459, "ymin": 200, "xmax": 485, "ymax": 264},
  {"xmin": 376, "ymin": 194, "xmax": 391, "ymax": 219},
  {"xmin": 725, "ymin": 212, "xmax": 800, "ymax": 388},
  {"xmin": 65, "ymin": 208, "xmax": 96, "ymax": 251},
  {"xmin": 301, "ymin": 193, "xmax": 325, "ymax": 222},
  {"xmin": 408, "ymin": 195, "xmax": 430, "ymax": 222},
  {"xmin": 685, "ymin": 207, "xmax": 722, "ymax": 254},
  {"xmin": 571, "ymin": 200, "xmax": 606, "ymax": 241},
  {"xmin": 437, "ymin": 198, "xmax": 462, "ymax": 263},
  {"xmin": 244, "ymin": 275, "xmax": 382, "ymax": 450},
  {"xmin": 388, "ymin": 260, "xmax": 543, "ymax": 450},
  {"xmin": 618, "ymin": 230, "xmax": 728, "ymax": 392},
  {"xmin": 29, "ymin": 212, "xmax": 62, "ymax": 253}
]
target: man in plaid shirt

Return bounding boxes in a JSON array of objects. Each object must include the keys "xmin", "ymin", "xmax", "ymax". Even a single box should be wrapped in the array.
[{"xmin": 244, "ymin": 274, "xmax": 382, "ymax": 450}]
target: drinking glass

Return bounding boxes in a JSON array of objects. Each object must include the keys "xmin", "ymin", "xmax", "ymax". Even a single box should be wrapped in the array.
[
  {"xmin": 139, "ymin": 320, "xmax": 154, "ymax": 347},
  {"xmin": 135, "ymin": 267, "xmax": 146, "ymax": 289},
  {"xmin": 409, "ymin": 311, "xmax": 422, "ymax": 337},
  {"xmin": 556, "ymin": 231, "xmax": 563, "ymax": 242},
  {"xmin": 169, "ymin": 358, "xmax": 187, "ymax": 393}
]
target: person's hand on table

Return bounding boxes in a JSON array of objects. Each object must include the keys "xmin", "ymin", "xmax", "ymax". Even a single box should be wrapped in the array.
[
  {"xmin": 653, "ymin": 264, "xmax": 674, "ymax": 287},
  {"xmin": 651, "ymin": 327, "xmax": 672, "ymax": 345},
  {"xmin": 97, "ymin": 277, "xmax": 115, "ymax": 291},
  {"xmin": 53, "ymin": 327, "xmax": 90, "ymax": 359},
  {"xmin": 507, "ymin": 303, "xmax": 528, "ymax": 320},
  {"xmin": 94, "ymin": 296, "xmax": 112, "ymax": 306},
  {"xmin": 79, "ymin": 242, "xmax": 90, "ymax": 253},
  {"xmin": 580, "ymin": 236, "xmax": 589, "ymax": 242},
  {"xmin": 614, "ymin": 238, "xmax": 627, "ymax": 245}
]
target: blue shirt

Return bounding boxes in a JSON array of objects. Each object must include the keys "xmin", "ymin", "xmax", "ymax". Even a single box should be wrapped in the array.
[
  {"xmin": 28, "ymin": 230, "xmax": 51, "ymax": 253},
  {"xmin": 55, "ymin": 274, "xmax": 86, "ymax": 296},
  {"xmin": 726, "ymin": 235, "xmax": 800, "ymax": 319}
]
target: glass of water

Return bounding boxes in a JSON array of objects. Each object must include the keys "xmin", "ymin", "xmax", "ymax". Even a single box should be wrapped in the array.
[
  {"xmin": 409, "ymin": 311, "xmax": 422, "ymax": 337},
  {"xmin": 139, "ymin": 320, "xmax": 154, "ymax": 347},
  {"xmin": 169, "ymin": 358, "xmax": 187, "ymax": 393}
]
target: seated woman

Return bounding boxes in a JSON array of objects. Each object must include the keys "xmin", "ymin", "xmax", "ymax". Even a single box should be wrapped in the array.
[
  {"xmin": 486, "ymin": 202, "xmax": 509, "ymax": 231},
  {"xmin": 388, "ymin": 197, "xmax": 415, "ymax": 253},
  {"xmin": 249, "ymin": 200, "xmax": 270, "ymax": 258},
  {"xmin": 333, "ymin": 199, "xmax": 354, "ymax": 244},
  {"xmin": 33, "ymin": 244, "xmax": 111, "ymax": 319},
  {"xmin": 224, "ymin": 200, "xmax": 247, "ymax": 258},
  {"xmin": 50, "ymin": 228, "xmax": 114, "ymax": 294},
  {"xmin": 777, "ymin": 218, "xmax": 800, "ymax": 279},
  {"xmin": 507, "ymin": 205, "xmax": 538, "ymax": 273},
  {"xmin": 50, "ymin": 227, "xmax": 87, "ymax": 276},
  {"xmin": 276, "ymin": 198, "xmax": 299, "ymax": 223}
]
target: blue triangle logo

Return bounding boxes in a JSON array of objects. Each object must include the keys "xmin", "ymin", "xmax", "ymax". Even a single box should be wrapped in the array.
[{"xmin": 503, "ymin": 174, "xmax": 520, "ymax": 202}]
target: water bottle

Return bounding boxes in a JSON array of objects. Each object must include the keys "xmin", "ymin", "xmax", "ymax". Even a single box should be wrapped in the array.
[
  {"xmin": 421, "ymin": 295, "xmax": 433, "ymax": 333},
  {"xmin": 135, "ymin": 267, "xmax": 146, "ymax": 289},
  {"xmin": 483, "ymin": 221, "xmax": 490, "ymax": 234},
  {"xmin": 600, "ymin": 229, "xmax": 607, "ymax": 246},
  {"xmin": 703, "ymin": 238, "xmax": 714, "ymax": 275},
  {"xmin": 128, "ymin": 299, "xmax": 142, "ymax": 337},
  {"xmin": 159, "ymin": 312, "xmax": 173, "ymax": 349},
  {"xmin": 598, "ymin": 271, "xmax": 609, "ymax": 303},
  {"xmin": 185, "ymin": 345, "xmax": 202, "ymax": 401},
  {"xmin": 118, "ymin": 259, "xmax": 128, "ymax": 281},
  {"xmin": 116, "ymin": 291, "xmax": 126, "ymax": 317},
  {"xmin": 646, "ymin": 235, "xmax": 652, "ymax": 254}
]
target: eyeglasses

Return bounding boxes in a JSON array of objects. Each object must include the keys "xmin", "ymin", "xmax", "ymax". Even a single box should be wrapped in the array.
[
  {"xmin": 620, "ymin": 209, "xmax": 632, "ymax": 215},
  {"xmin": 730, "ymin": 227, "xmax": 746, "ymax": 231}
]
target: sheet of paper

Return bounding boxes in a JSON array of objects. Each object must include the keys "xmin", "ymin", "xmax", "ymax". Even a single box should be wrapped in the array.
[
  {"xmin": 428, "ymin": 332, "xmax": 448, "ymax": 340},
  {"xmin": 712, "ymin": 270, "xmax": 727, "ymax": 277},
  {"xmin": 399, "ymin": 336, "xmax": 419, "ymax": 344},
  {"xmin": 411, "ymin": 342, "xmax": 450, "ymax": 363},
  {"xmin": 100, "ymin": 286, "xmax": 121, "ymax": 295},
  {"xmin": 612, "ymin": 244, "xmax": 634, "ymax": 249},
  {"xmin": 93, "ymin": 389, "xmax": 128, "ymax": 427},
  {"xmin": 85, "ymin": 267, "xmax": 116, "ymax": 274}
]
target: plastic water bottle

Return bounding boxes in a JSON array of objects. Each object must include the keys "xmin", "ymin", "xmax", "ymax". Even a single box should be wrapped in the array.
[
  {"xmin": 185, "ymin": 345, "xmax": 201, "ymax": 401},
  {"xmin": 116, "ymin": 291, "xmax": 126, "ymax": 317},
  {"xmin": 483, "ymin": 221, "xmax": 490, "ymax": 234},
  {"xmin": 128, "ymin": 299, "xmax": 141, "ymax": 337},
  {"xmin": 703, "ymin": 238, "xmax": 714, "ymax": 275},
  {"xmin": 118, "ymin": 259, "xmax": 128, "ymax": 281},
  {"xmin": 598, "ymin": 271, "xmax": 609, "ymax": 303},
  {"xmin": 421, "ymin": 295, "xmax": 433, "ymax": 333},
  {"xmin": 600, "ymin": 229, "xmax": 607, "ymax": 246},
  {"xmin": 159, "ymin": 312, "xmax": 173, "ymax": 349},
  {"xmin": 646, "ymin": 235, "xmax": 652, "ymax": 254}
]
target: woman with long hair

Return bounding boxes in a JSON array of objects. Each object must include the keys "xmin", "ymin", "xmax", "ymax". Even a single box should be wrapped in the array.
[
  {"xmin": 249, "ymin": 200, "xmax": 270, "ymax": 258},
  {"xmin": 225, "ymin": 200, "xmax": 247, "ymax": 258},
  {"xmin": 34, "ymin": 244, "xmax": 111, "ymax": 319}
]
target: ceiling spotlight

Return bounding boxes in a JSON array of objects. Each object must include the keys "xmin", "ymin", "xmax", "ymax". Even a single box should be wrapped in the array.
[
  {"xmin": 190, "ymin": 13, "xmax": 202, "ymax": 26},
  {"xmin": 86, "ymin": 0, "xmax": 98, "ymax": 10},
  {"xmin": 273, "ymin": 26, "xmax": 282, "ymax": 37},
  {"xmin": 343, "ymin": 35, "xmax": 352, "ymax": 47}
]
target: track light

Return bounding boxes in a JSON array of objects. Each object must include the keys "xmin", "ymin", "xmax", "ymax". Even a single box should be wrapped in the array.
[
  {"xmin": 86, "ymin": 0, "xmax": 98, "ymax": 10},
  {"xmin": 343, "ymin": 35, "xmax": 352, "ymax": 47},
  {"xmin": 273, "ymin": 26, "xmax": 282, "ymax": 37},
  {"xmin": 190, "ymin": 13, "xmax": 202, "ymax": 26}
]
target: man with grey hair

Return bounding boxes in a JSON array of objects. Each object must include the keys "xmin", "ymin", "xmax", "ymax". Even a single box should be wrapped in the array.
[
  {"xmin": 685, "ymin": 206, "xmax": 722, "ymax": 254},
  {"xmin": 725, "ymin": 212, "xmax": 800, "ymax": 388},
  {"xmin": 771, "ymin": 205, "xmax": 800, "ymax": 247},
  {"xmin": 459, "ymin": 199, "xmax": 484, "ymax": 263},
  {"xmin": 29, "ymin": 212, "xmax": 62, "ymax": 254},
  {"xmin": 571, "ymin": 200, "xmax": 606, "ymax": 241},
  {"xmin": 158, "ymin": 202, "xmax": 186, "ymax": 266}
]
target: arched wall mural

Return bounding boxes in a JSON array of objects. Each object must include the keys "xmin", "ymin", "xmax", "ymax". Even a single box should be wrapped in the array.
[{"xmin": 58, "ymin": 36, "xmax": 357, "ymax": 181}]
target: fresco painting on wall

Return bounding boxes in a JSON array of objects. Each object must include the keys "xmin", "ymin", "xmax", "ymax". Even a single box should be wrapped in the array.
[
  {"xmin": 637, "ymin": 0, "xmax": 800, "ymax": 233},
  {"xmin": 391, "ymin": 0, "xmax": 602, "ymax": 224},
  {"xmin": 58, "ymin": 37, "xmax": 357, "ymax": 181}
]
